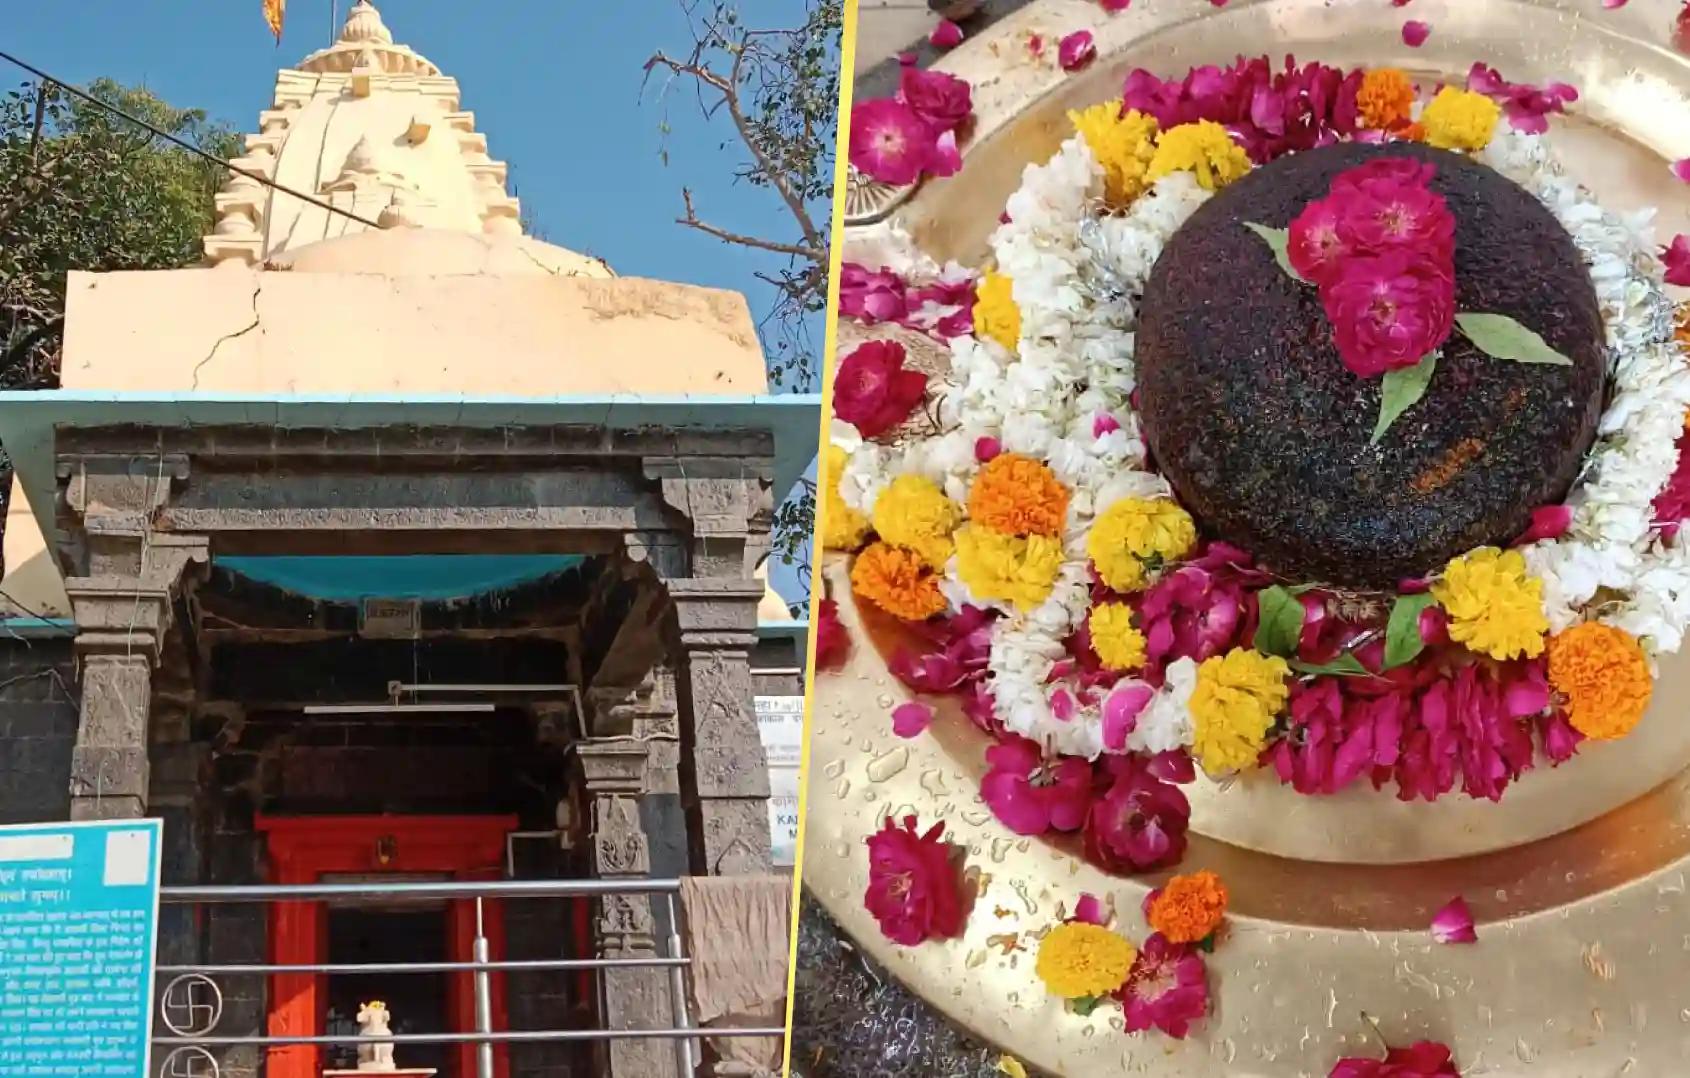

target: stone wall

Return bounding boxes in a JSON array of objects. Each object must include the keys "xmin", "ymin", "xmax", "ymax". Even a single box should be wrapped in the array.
[{"xmin": 0, "ymin": 637, "xmax": 77, "ymax": 823}]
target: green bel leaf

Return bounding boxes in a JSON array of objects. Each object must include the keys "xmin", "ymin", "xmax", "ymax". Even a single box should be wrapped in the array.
[
  {"xmin": 1289, "ymin": 653, "xmax": 1373, "ymax": 678},
  {"xmin": 1071, "ymin": 995, "xmax": 1103, "ymax": 1016},
  {"xmin": 1455, "ymin": 312, "xmax": 1574, "ymax": 366},
  {"xmin": 1241, "ymin": 222, "xmax": 1307, "ymax": 284},
  {"xmin": 1371, "ymin": 353, "xmax": 1438, "ymax": 446},
  {"xmin": 1383, "ymin": 592, "xmax": 1440, "ymax": 670},
  {"xmin": 1252, "ymin": 584, "xmax": 1306, "ymax": 659}
]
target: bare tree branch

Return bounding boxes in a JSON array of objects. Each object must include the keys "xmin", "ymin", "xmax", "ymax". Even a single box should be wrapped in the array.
[{"xmin": 676, "ymin": 189, "xmax": 821, "ymax": 260}]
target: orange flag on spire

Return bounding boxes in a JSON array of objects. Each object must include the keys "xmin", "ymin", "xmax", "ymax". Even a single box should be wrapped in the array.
[{"xmin": 262, "ymin": 0, "xmax": 286, "ymax": 42}]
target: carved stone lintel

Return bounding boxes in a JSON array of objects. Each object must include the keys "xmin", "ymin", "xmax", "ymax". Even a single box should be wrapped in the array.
[
  {"xmin": 641, "ymin": 464, "xmax": 774, "ymax": 579},
  {"xmin": 586, "ymin": 669, "xmax": 678, "ymax": 741}
]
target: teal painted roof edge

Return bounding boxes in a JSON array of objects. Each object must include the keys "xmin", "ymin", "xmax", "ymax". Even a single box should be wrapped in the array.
[
  {"xmin": 756, "ymin": 618, "xmax": 810, "ymax": 640},
  {"xmin": 0, "ymin": 617, "xmax": 76, "ymax": 638},
  {"xmin": 0, "ymin": 391, "xmax": 820, "ymax": 560}
]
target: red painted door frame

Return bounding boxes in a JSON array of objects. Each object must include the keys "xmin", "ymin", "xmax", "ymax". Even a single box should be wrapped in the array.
[{"xmin": 257, "ymin": 814, "xmax": 518, "ymax": 1078}]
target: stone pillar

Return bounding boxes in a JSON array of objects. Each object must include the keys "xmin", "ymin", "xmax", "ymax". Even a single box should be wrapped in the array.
[
  {"xmin": 62, "ymin": 534, "xmax": 208, "ymax": 820},
  {"xmin": 576, "ymin": 738, "xmax": 681, "ymax": 1078},
  {"xmin": 668, "ymin": 578, "xmax": 772, "ymax": 876}
]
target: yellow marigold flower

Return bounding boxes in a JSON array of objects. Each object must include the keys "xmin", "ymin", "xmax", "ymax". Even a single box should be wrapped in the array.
[
  {"xmin": 1068, "ymin": 103, "xmax": 1160, "ymax": 205},
  {"xmin": 1189, "ymin": 648, "xmax": 1289, "ymax": 776},
  {"xmin": 850, "ymin": 542, "xmax": 948, "ymax": 621},
  {"xmin": 871, "ymin": 474, "xmax": 961, "ymax": 569},
  {"xmin": 1146, "ymin": 870, "xmax": 1228, "ymax": 944},
  {"xmin": 1357, "ymin": 68, "xmax": 1416, "ymax": 131},
  {"xmin": 1430, "ymin": 547, "xmax": 1548, "ymax": 660},
  {"xmin": 973, "ymin": 271, "xmax": 1020, "ymax": 352},
  {"xmin": 1146, "ymin": 120, "xmax": 1253, "ymax": 191},
  {"xmin": 968, "ymin": 453, "xmax": 1069, "ymax": 538},
  {"xmin": 1420, "ymin": 86, "xmax": 1500, "ymax": 151},
  {"xmin": 1086, "ymin": 497, "xmax": 1197, "ymax": 593},
  {"xmin": 955, "ymin": 526, "xmax": 1063, "ymax": 612},
  {"xmin": 1089, "ymin": 602, "xmax": 1147, "ymax": 672},
  {"xmin": 1035, "ymin": 922, "xmax": 1136, "ymax": 999},
  {"xmin": 820, "ymin": 444, "xmax": 871, "ymax": 552},
  {"xmin": 1546, "ymin": 622, "xmax": 1653, "ymax": 741}
]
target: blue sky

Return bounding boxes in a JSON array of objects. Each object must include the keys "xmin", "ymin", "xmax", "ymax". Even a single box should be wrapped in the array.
[{"xmin": 3, "ymin": 0, "xmax": 828, "ymax": 605}]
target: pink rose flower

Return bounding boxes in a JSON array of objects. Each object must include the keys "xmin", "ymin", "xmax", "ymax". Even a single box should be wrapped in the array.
[
  {"xmin": 832, "ymin": 340, "xmax": 928, "ymax": 438},
  {"xmin": 849, "ymin": 98, "xmax": 938, "ymax": 186},
  {"xmin": 1663, "ymin": 234, "xmax": 1690, "ymax": 287},
  {"xmin": 864, "ymin": 815, "xmax": 964, "ymax": 946},
  {"xmin": 897, "ymin": 66, "xmax": 973, "ymax": 134},
  {"xmin": 1288, "ymin": 195, "xmax": 1350, "ymax": 285},
  {"xmin": 890, "ymin": 605, "xmax": 995, "ymax": 694},
  {"xmin": 1083, "ymin": 754, "xmax": 1191, "ymax": 872},
  {"xmin": 1329, "ymin": 1041, "xmax": 1461, "ymax": 1078},
  {"xmin": 980, "ymin": 736, "xmax": 1092, "ymax": 835},
  {"xmin": 929, "ymin": 19, "xmax": 964, "ymax": 49},
  {"xmin": 1332, "ymin": 170, "xmax": 1455, "ymax": 262},
  {"xmin": 1114, "ymin": 933, "xmax": 1209, "ymax": 1038},
  {"xmin": 1134, "ymin": 542, "xmax": 1266, "ymax": 681},
  {"xmin": 1322, "ymin": 250, "xmax": 1455, "ymax": 376},
  {"xmin": 1513, "ymin": 504, "xmax": 1573, "ymax": 545},
  {"xmin": 816, "ymin": 598, "xmax": 849, "ymax": 670}
]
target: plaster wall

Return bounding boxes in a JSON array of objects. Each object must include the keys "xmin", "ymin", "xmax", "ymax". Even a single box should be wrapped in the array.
[{"xmin": 60, "ymin": 267, "xmax": 770, "ymax": 396}]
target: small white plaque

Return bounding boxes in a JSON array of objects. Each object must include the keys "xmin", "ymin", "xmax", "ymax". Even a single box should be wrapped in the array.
[{"xmin": 102, "ymin": 830, "xmax": 152, "ymax": 887}]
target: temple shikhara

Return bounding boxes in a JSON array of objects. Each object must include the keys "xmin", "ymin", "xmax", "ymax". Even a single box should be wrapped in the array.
[{"xmin": 0, "ymin": 4, "xmax": 813, "ymax": 1076}]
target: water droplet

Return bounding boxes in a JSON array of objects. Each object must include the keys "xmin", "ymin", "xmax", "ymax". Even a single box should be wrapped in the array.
[
  {"xmin": 834, "ymin": 778, "xmax": 851, "ymax": 798},
  {"xmin": 919, "ymin": 768, "xmax": 950, "ymax": 797},
  {"xmin": 961, "ymin": 809, "xmax": 993, "ymax": 827},
  {"xmin": 865, "ymin": 745, "xmax": 910, "ymax": 782},
  {"xmin": 821, "ymin": 759, "xmax": 845, "ymax": 779},
  {"xmin": 1494, "ymin": 888, "xmax": 1509, "ymax": 901},
  {"xmin": 1515, "ymin": 1038, "xmax": 1537, "ymax": 1063},
  {"xmin": 1011, "ymin": 879, "xmax": 1039, "ymax": 916},
  {"xmin": 862, "ymin": 788, "xmax": 879, "ymax": 803},
  {"xmin": 875, "ymin": 693, "xmax": 894, "ymax": 709}
]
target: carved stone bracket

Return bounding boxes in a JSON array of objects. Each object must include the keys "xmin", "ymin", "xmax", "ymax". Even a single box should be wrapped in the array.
[
  {"xmin": 62, "ymin": 532, "xmax": 208, "ymax": 821},
  {"xmin": 585, "ymin": 668, "xmax": 678, "ymax": 741},
  {"xmin": 642, "ymin": 461, "xmax": 773, "ymax": 579}
]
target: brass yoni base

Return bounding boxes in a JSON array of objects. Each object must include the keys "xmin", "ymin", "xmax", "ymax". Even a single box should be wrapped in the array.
[{"xmin": 812, "ymin": 1, "xmax": 1690, "ymax": 1073}]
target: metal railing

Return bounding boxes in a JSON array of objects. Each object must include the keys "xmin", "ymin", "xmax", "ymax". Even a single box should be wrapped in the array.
[{"xmin": 151, "ymin": 879, "xmax": 784, "ymax": 1078}]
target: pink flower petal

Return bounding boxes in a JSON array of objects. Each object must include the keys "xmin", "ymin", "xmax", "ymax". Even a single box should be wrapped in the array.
[
  {"xmin": 930, "ymin": 19, "xmax": 964, "ymax": 49},
  {"xmin": 1602, "ymin": 0, "xmax": 1628, "ymax": 8},
  {"xmin": 1101, "ymin": 0, "xmax": 1132, "ymax": 11},
  {"xmin": 1430, "ymin": 895, "xmax": 1477, "ymax": 944},
  {"xmin": 1392, "ymin": 0, "xmax": 1413, "ymax": 5},
  {"xmin": 926, "ymin": 128, "xmax": 962, "ymax": 178},
  {"xmin": 1073, "ymin": 893, "xmax": 1106, "ymax": 925},
  {"xmin": 1050, "ymin": 688, "xmax": 1077, "ymax": 722},
  {"xmin": 891, "ymin": 701, "xmax": 935, "ymax": 739},
  {"xmin": 1058, "ymin": 30, "xmax": 1097, "ymax": 73},
  {"xmin": 1672, "ymin": 157, "xmax": 1690, "ymax": 184},
  {"xmin": 1402, "ymin": 19, "xmax": 1431, "ymax": 47},
  {"xmin": 1664, "ymin": 234, "xmax": 1690, "ymax": 286},
  {"xmin": 975, "ymin": 435, "xmax": 1002, "ymax": 462},
  {"xmin": 1102, "ymin": 682, "xmax": 1154, "ymax": 751},
  {"xmin": 1093, "ymin": 412, "xmax": 1122, "ymax": 437},
  {"xmin": 1513, "ymin": 504, "xmax": 1573, "ymax": 544},
  {"xmin": 1027, "ymin": 34, "xmax": 1044, "ymax": 58}
]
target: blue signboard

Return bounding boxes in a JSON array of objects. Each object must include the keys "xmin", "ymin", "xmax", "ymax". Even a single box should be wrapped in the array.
[{"xmin": 0, "ymin": 819, "xmax": 163, "ymax": 1077}]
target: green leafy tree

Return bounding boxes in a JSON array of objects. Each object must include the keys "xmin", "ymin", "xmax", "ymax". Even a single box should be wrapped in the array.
[
  {"xmin": 645, "ymin": 0, "xmax": 842, "ymax": 606},
  {"xmin": 0, "ymin": 79, "xmax": 240, "ymax": 388}
]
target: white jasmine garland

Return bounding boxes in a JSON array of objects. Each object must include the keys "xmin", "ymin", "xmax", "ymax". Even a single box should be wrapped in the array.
[{"xmin": 835, "ymin": 117, "xmax": 1690, "ymax": 761}]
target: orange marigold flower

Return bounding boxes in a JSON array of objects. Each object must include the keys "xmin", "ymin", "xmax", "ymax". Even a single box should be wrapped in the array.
[
  {"xmin": 1546, "ymin": 622, "xmax": 1653, "ymax": 741},
  {"xmin": 850, "ymin": 542, "xmax": 948, "ymax": 622},
  {"xmin": 968, "ymin": 453, "xmax": 1069, "ymax": 538},
  {"xmin": 1146, "ymin": 870, "xmax": 1229, "ymax": 944},
  {"xmin": 1357, "ymin": 68, "xmax": 1416, "ymax": 131},
  {"xmin": 1398, "ymin": 121, "xmax": 1426, "ymax": 142}
]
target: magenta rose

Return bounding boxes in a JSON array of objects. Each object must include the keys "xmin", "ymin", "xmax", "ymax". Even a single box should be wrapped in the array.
[
  {"xmin": 1082, "ymin": 754, "xmax": 1192, "ymax": 872},
  {"xmin": 1321, "ymin": 249, "xmax": 1455, "ymax": 376},
  {"xmin": 1332, "ymin": 177, "xmax": 1455, "ymax": 262},
  {"xmin": 979, "ymin": 736, "xmax": 1092, "ymax": 835},
  {"xmin": 897, "ymin": 66, "xmax": 973, "ymax": 134},
  {"xmin": 1329, "ymin": 1040, "xmax": 1461, "ymax": 1078},
  {"xmin": 832, "ymin": 340, "xmax": 927, "ymax": 438},
  {"xmin": 815, "ymin": 599, "xmax": 849, "ymax": 670},
  {"xmin": 839, "ymin": 262, "xmax": 908, "ymax": 324},
  {"xmin": 849, "ymin": 98, "xmax": 938, "ymax": 186},
  {"xmin": 863, "ymin": 815, "xmax": 964, "ymax": 945},
  {"xmin": 1288, "ymin": 196, "xmax": 1350, "ymax": 284}
]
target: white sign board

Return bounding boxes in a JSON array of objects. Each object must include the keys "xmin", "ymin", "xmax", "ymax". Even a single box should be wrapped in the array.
[{"xmin": 755, "ymin": 696, "xmax": 806, "ymax": 866}]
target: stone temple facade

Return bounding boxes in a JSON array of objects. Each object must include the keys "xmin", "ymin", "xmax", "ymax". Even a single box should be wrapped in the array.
[{"xmin": 0, "ymin": 4, "xmax": 815, "ymax": 1076}]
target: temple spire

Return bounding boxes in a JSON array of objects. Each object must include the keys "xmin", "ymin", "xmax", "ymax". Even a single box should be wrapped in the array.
[{"xmin": 338, "ymin": 0, "xmax": 393, "ymax": 46}]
